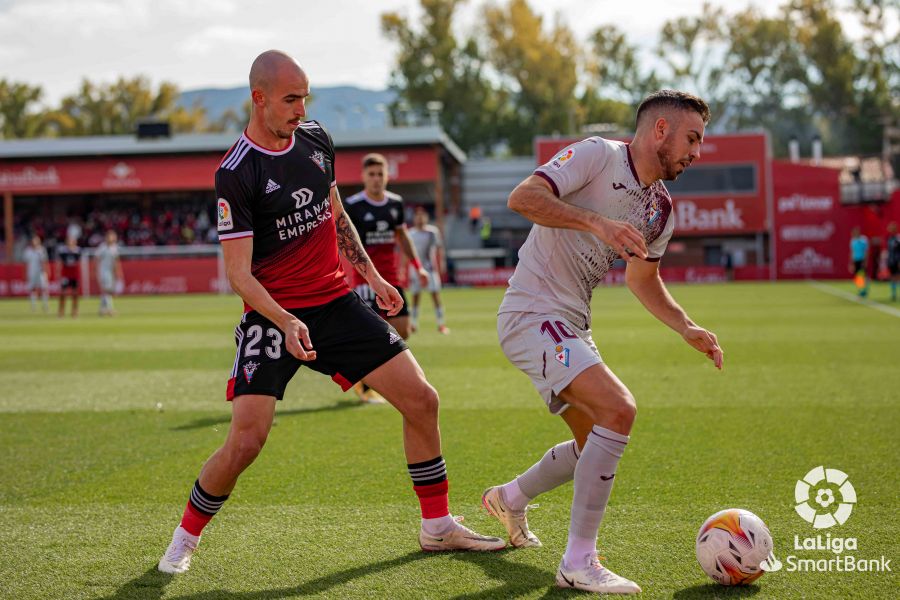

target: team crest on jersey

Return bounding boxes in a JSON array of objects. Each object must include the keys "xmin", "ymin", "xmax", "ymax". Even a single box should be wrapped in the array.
[
  {"xmin": 648, "ymin": 198, "xmax": 661, "ymax": 225},
  {"xmin": 550, "ymin": 148, "xmax": 575, "ymax": 170},
  {"xmin": 243, "ymin": 360, "xmax": 259, "ymax": 384},
  {"xmin": 390, "ymin": 208, "xmax": 399, "ymax": 221},
  {"xmin": 217, "ymin": 198, "xmax": 233, "ymax": 231},
  {"xmin": 554, "ymin": 345, "xmax": 570, "ymax": 367},
  {"xmin": 310, "ymin": 150, "xmax": 326, "ymax": 173}
]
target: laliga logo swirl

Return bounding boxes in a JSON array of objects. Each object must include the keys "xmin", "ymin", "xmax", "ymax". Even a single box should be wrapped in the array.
[{"xmin": 794, "ymin": 466, "xmax": 856, "ymax": 529}]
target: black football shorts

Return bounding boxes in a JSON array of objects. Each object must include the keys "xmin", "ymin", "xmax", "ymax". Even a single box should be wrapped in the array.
[
  {"xmin": 353, "ymin": 283, "xmax": 410, "ymax": 319},
  {"xmin": 226, "ymin": 292, "xmax": 408, "ymax": 401}
]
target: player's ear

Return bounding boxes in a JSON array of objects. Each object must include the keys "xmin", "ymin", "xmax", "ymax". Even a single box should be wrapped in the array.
[
  {"xmin": 654, "ymin": 117, "xmax": 668, "ymax": 141},
  {"xmin": 251, "ymin": 89, "xmax": 265, "ymax": 107}
]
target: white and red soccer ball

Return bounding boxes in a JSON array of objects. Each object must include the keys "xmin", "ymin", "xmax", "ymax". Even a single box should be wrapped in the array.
[{"xmin": 695, "ymin": 508, "xmax": 774, "ymax": 585}]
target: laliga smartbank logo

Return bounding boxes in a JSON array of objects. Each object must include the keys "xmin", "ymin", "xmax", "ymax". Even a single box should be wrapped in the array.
[
  {"xmin": 794, "ymin": 465, "xmax": 855, "ymax": 528},
  {"xmin": 760, "ymin": 466, "xmax": 891, "ymax": 574}
]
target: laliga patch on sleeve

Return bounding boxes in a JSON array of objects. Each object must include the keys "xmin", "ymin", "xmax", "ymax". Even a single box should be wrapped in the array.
[
  {"xmin": 549, "ymin": 147, "xmax": 575, "ymax": 170},
  {"xmin": 217, "ymin": 198, "xmax": 233, "ymax": 231}
]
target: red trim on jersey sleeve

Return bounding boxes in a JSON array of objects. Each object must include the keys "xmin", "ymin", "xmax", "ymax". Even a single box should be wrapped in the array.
[{"xmin": 533, "ymin": 170, "xmax": 560, "ymax": 197}]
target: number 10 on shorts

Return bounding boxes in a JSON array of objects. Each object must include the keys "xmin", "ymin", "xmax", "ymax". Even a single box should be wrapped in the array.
[{"xmin": 540, "ymin": 320, "xmax": 577, "ymax": 344}]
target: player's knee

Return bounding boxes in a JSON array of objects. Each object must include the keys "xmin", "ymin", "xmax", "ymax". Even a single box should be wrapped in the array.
[
  {"xmin": 403, "ymin": 382, "xmax": 439, "ymax": 423},
  {"xmin": 230, "ymin": 432, "xmax": 267, "ymax": 470},
  {"xmin": 611, "ymin": 392, "xmax": 637, "ymax": 428}
]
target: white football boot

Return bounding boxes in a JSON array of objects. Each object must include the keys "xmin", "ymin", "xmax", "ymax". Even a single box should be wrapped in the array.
[
  {"xmin": 556, "ymin": 553, "xmax": 642, "ymax": 594},
  {"xmin": 481, "ymin": 486, "xmax": 542, "ymax": 548},
  {"xmin": 419, "ymin": 516, "xmax": 507, "ymax": 552},
  {"xmin": 158, "ymin": 526, "xmax": 199, "ymax": 574}
]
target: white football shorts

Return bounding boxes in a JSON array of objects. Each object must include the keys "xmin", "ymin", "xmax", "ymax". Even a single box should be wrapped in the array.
[
  {"xmin": 497, "ymin": 311, "xmax": 603, "ymax": 415},
  {"xmin": 408, "ymin": 266, "xmax": 441, "ymax": 294}
]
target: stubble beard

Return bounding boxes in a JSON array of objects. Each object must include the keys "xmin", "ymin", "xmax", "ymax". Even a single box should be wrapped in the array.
[{"xmin": 656, "ymin": 144, "xmax": 682, "ymax": 182}]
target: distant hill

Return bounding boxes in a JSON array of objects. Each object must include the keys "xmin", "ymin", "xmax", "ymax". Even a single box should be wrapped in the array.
[{"xmin": 179, "ymin": 85, "xmax": 398, "ymax": 131}]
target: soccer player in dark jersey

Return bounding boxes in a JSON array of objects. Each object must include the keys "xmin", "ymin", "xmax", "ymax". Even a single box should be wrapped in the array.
[
  {"xmin": 887, "ymin": 222, "xmax": 900, "ymax": 301},
  {"xmin": 158, "ymin": 50, "xmax": 504, "ymax": 575},
  {"xmin": 344, "ymin": 153, "xmax": 429, "ymax": 402},
  {"xmin": 56, "ymin": 235, "xmax": 81, "ymax": 318}
]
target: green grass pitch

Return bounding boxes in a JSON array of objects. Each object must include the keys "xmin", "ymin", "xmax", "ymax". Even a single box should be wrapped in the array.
[{"xmin": 1, "ymin": 282, "xmax": 897, "ymax": 599}]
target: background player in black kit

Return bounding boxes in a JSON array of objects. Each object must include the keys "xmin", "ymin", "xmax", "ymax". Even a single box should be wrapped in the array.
[
  {"xmin": 344, "ymin": 153, "xmax": 430, "ymax": 403},
  {"xmin": 158, "ymin": 50, "xmax": 504, "ymax": 575},
  {"xmin": 56, "ymin": 235, "xmax": 81, "ymax": 318}
]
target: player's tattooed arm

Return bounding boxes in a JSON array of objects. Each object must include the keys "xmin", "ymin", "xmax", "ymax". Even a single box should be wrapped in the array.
[{"xmin": 330, "ymin": 186, "xmax": 372, "ymax": 279}]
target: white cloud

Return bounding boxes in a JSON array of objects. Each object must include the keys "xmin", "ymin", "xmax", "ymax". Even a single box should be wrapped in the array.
[{"xmin": 179, "ymin": 25, "xmax": 270, "ymax": 56}]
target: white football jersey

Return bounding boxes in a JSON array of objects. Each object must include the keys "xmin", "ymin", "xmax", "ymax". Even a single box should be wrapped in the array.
[{"xmin": 499, "ymin": 137, "xmax": 674, "ymax": 329}]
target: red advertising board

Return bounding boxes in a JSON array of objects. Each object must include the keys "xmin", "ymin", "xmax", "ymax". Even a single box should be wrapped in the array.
[
  {"xmin": 772, "ymin": 161, "xmax": 857, "ymax": 279},
  {"xmin": 535, "ymin": 133, "xmax": 769, "ymax": 235},
  {"xmin": 0, "ymin": 147, "xmax": 440, "ymax": 195},
  {"xmin": 0, "ymin": 258, "xmax": 223, "ymax": 297},
  {"xmin": 334, "ymin": 147, "xmax": 437, "ymax": 184}
]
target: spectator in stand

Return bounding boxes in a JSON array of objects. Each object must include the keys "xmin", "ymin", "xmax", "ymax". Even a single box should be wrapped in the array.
[{"xmin": 469, "ymin": 204, "xmax": 482, "ymax": 232}]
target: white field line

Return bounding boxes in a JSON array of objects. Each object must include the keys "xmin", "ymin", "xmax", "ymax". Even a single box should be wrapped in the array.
[{"xmin": 808, "ymin": 281, "xmax": 900, "ymax": 319}]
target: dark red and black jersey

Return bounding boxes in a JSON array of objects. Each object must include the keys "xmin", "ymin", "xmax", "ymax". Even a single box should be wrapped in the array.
[
  {"xmin": 57, "ymin": 245, "xmax": 81, "ymax": 279},
  {"xmin": 344, "ymin": 191, "xmax": 405, "ymax": 286},
  {"xmin": 215, "ymin": 121, "xmax": 349, "ymax": 313}
]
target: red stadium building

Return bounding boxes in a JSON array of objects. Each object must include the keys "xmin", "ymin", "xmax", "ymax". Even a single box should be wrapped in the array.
[{"xmin": 0, "ymin": 127, "xmax": 464, "ymax": 296}]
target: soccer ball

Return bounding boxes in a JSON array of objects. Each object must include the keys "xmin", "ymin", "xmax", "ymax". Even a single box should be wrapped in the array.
[{"xmin": 695, "ymin": 508, "xmax": 773, "ymax": 585}]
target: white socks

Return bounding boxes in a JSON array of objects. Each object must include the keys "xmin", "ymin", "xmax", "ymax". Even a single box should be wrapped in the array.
[
  {"xmin": 421, "ymin": 515, "xmax": 455, "ymax": 535},
  {"xmin": 515, "ymin": 439, "xmax": 580, "ymax": 508},
  {"xmin": 564, "ymin": 425, "xmax": 629, "ymax": 568}
]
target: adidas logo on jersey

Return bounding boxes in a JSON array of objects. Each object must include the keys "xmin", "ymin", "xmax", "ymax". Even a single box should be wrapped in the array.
[
  {"xmin": 389, "ymin": 332, "xmax": 402, "ymax": 344},
  {"xmin": 364, "ymin": 213, "xmax": 375, "ymax": 221},
  {"xmin": 265, "ymin": 179, "xmax": 281, "ymax": 194}
]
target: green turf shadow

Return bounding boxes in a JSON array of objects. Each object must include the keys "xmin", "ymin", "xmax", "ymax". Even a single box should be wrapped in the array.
[
  {"xmin": 171, "ymin": 400, "xmax": 362, "ymax": 431},
  {"xmin": 98, "ymin": 566, "xmax": 174, "ymax": 600},
  {"xmin": 672, "ymin": 583, "xmax": 763, "ymax": 599}
]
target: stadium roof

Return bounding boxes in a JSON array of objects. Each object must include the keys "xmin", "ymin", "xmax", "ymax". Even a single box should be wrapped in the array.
[{"xmin": 0, "ymin": 125, "xmax": 466, "ymax": 164}]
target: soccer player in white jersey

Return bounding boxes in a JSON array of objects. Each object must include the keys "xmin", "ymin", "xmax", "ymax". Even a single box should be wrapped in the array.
[
  {"xmin": 23, "ymin": 235, "xmax": 49, "ymax": 312},
  {"xmin": 408, "ymin": 207, "xmax": 449, "ymax": 334},
  {"xmin": 94, "ymin": 230, "xmax": 123, "ymax": 316},
  {"xmin": 482, "ymin": 90, "xmax": 723, "ymax": 595}
]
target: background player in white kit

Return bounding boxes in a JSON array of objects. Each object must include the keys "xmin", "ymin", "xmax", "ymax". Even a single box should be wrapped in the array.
[
  {"xmin": 23, "ymin": 235, "xmax": 50, "ymax": 313},
  {"xmin": 408, "ymin": 207, "xmax": 449, "ymax": 334},
  {"xmin": 94, "ymin": 230, "xmax": 124, "ymax": 316},
  {"xmin": 482, "ymin": 90, "xmax": 723, "ymax": 595}
]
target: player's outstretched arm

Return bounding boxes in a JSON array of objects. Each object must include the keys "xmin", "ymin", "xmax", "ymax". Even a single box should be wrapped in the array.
[
  {"xmin": 330, "ymin": 187, "xmax": 403, "ymax": 316},
  {"xmin": 221, "ymin": 236, "xmax": 316, "ymax": 361},
  {"xmin": 508, "ymin": 175, "xmax": 648, "ymax": 262},
  {"xmin": 625, "ymin": 258, "xmax": 723, "ymax": 370}
]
